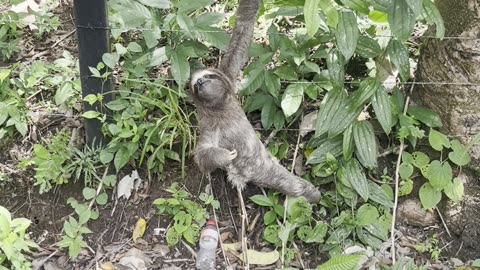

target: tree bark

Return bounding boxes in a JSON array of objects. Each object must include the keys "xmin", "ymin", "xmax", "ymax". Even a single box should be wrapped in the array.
[{"xmin": 414, "ymin": 0, "xmax": 480, "ymax": 165}]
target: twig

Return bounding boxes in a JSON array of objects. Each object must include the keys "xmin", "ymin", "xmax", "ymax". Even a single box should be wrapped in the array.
[
  {"xmin": 51, "ymin": 29, "xmax": 76, "ymax": 48},
  {"xmin": 181, "ymin": 239, "xmax": 197, "ymax": 258},
  {"xmin": 32, "ymin": 250, "xmax": 59, "ymax": 270},
  {"xmin": 391, "ymin": 80, "xmax": 416, "ymax": 264},
  {"xmin": 0, "ymin": 162, "xmax": 19, "ymax": 174},
  {"xmin": 435, "ymin": 207, "xmax": 451, "ymax": 237},
  {"xmin": 237, "ymin": 186, "xmax": 250, "ymax": 269}
]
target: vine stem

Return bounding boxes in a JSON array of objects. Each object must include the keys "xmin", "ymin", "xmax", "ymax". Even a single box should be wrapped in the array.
[{"xmin": 391, "ymin": 80, "xmax": 415, "ymax": 264}]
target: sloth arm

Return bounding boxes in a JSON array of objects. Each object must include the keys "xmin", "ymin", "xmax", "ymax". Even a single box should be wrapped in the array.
[{"xmin": 194, "ymin": 136, "xmax": 237, "ymax": 173}]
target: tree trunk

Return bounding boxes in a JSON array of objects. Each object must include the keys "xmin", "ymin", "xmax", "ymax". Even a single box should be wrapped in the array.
[{"xmin": 413, "ymin": 0, "xmax": 480, "ymax": 260}]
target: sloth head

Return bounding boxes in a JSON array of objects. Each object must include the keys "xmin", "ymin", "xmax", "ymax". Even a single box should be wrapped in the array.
[{"xmin": 190, "ymin": 68, "xmax": 234, "ymax": 108}]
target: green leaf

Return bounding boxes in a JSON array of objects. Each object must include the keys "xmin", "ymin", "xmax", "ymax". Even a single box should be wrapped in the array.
[
  {"xmin": 261, "ymin": 98, "xmax": 276, "ymax": 129},
  {"xmin": 149, "ymin": 46, "xmax": 167, "ymax": 67},
  {"xmin": 407, "ymin": 106, "xmax": 442, "ymax": 128},
  {"xmin": 264, "ymin": 71, "xmax": 281, "ymax": 97},
  {"xmin": 368, "ymin": 10, "xmax": 388, "ymax": 23},
  {"xmin": 326, "ymin": 49, "xmax": 345, "ymax": 89},
  {"xmin": 369, "ymin": 182, "xmax": 394, "ymax": 208},
  {"xmin": 355, "ymin": 36, "xmax": 382, "ymax": 58},
  {"xmin": 306, "ymin": 136, "xmax": 343, "ymax": 165},
  {"xmin": 304, "ymin": 0, "xmax": 320, "ymax": 37},
  {"xmin": 264, "ymin": 211, "xmax": 277, "ymax": 225},
  {"xmin": 353, "ymin": 121, "xmax": 377, "ymax": 169},
  {"xmin": 281, "ymin": 84, "xmax": 304, "ymax": 117},
  {"xmin": 315, "ymin": 88, "xmax": 346, "ymax": 137},
  {"xmin": 102, "ymin": 53, "xmax": 120, "ymax": 69},
  {"xmin": 196, "ymin": 12, "xmax": 224, "ymax": 26},
  {"xmin": 350, "ymin": 78, "xmax": 380, "ymax": 110},
  {"xmin": 340, "ymin": 0, "xmax": 369, "ymax": 14},
  {"xmin": 183, "ymin": 224, "xmax": 199, "ymax": 244},
  {"xmin": 105, "ymin": 99, "xmax": 129, "ymax": 111},
  {"xmin": 318, "ymin": 0, "xmax": 339, "ymax": 27},
  {"xmin": 317, "ymin": 254, "xmax": 363, "ymax": 270},
  {"xmin": 387, "ymin": 0, "xmax": 419, "ymax": 41},
  {"xmin": 426, "ymin": 160, "xmax": 452, "ymax": 190},
  {"xmin": 15, "ymin": 121, "xmax": 28, "ymax": 136},
  {"xmin": 128, "ymin": 42, "xmax": 143, "ymax": 53},
  {"xmin": 412, "ymin": 151, "xmax": 430, "ymax": 168},
  {"xmin": 114, "ymin": 147, "xmax": 130, "ymax": 172},
  {"xmin": 167, "ymin": 47, "xmax": 190, "ymax": 88},
  {"xmin": 335, "ymin": 11, "xmax": 359, "ymax": 60},
  {"xmin": 387, "ymin": 39, "xmax": 410, "ymax": 82},
  {"xmin": 249, "ymin": 195, "xmax": 273, "ymax": 207},
  {"xmin": 372, "ymin": 84, "xmax": 394, "ymax": 134},
  {"xmin": 472, "ymin": 259, "xmax": 480, "ymax": 267},
  {"xmin": 422, "ymin": 0, "xmax": 445, "ymax": 39},
  {"xmin": 419, "ymin": 182, "xmax": 442, "ymax": 209},
  {"xmin": 177, "ymin": 0, "xmax": 213, "ymax": 13},
  {"xmin": 340, "ymin": 158, "xmax": 370, "ymax": 201},
  {"xmin": 96, "ymin": 193, "xmax": 108, "ymax": 205},
  {"xmin": 399, "ymin": 163, "xmax": 413, "ymax": 179},
  {"xmin": 356, "ymin": 204, "xmax": 379, "ymax": 225},
  {"xmin": 274, "ymin": 66, "xmax": 298, "ymax": 81},
  {"xmin": 448, "ymin": 140, "xmax": 471, "ymax": 166},
  {"xmin": 55, "ymin": 83, "xmax": 74, "ymax": 105},
  {"xmin": 82, "ymin": 187, "xmax": 96, "ymax": 200},
  {"xmin": 343, "ymin": 125, "xmax": 354, "ymax": 160},
  {"xmin": 82, "ymin": 111, "xmax": 101, "ymax": 119},
  {"xmin": 240, "ymin": 69, "xmax": 265, "ymax": 96},
  {"xmin": 137, "ymin": 0, "xmax": 171, "ymax": 9},
  {"xmin": 444, "ymin": 177, "xmax": 464, "ymax": 203},
  {"xmin": 197, "ymin": 26, "xmax": 230, "ymax": 50},
  {"xmin": 429, "ymin": 129, "xmax": 450, "ymax": 151}
]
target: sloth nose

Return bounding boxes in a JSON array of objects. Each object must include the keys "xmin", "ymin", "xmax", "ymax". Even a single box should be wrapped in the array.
[{"xmin": 196, "ymin": 78, "xmax": 205, "ymax": 86}]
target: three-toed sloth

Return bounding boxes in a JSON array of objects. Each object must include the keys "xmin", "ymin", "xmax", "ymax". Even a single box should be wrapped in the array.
[{"xmin": 190, "ymin": 69, "xmax": 321, "ymax": 203}]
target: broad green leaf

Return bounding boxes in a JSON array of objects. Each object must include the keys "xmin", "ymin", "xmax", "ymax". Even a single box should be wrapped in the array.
[
  {"xmin": 306, "ymin": 136, "xmax": 343, "ymax": 164},
  {"xmin": 197, "ymin": 26, "xmax": 230, "ymax": 50},
  {"xmin": 281, "ymin": 84, "xmax": 304, "ymax": 117},
  {"xmin": 244, "ymin": 94, "xmax": 272, "ymax": 113},
  {"xmin": 340, "ymin": 0, "xmax": 369, "ymax": 14},
  {"xmin": 355, "ymin": 36, "xmax": 382, "ymax": 58},
  {"xmin": 407, "ymin": 106, "xmax": 442, "ymax": 127},
  {"xmin": 353, "ymin": 121, "xmax": 377, "ymax": 169},
  {"xmin": 356, "ymin": 204, "xmax": 379, "ymax": 225},
  {"xmin": 0, "ymin": 68, "xmax": 11, "ymax": 83},
  {"xmin": 137, "ymin": 0, "xmax": 171, "ymax": 9},
  {"xmin": 317, "ymin": 254, "xmax": 362, "ymax": 270},
  {"xmin": 412, "ymin": 151, "xmax": 430, "ymax": 168},
  {"xmin": 399, "ymin": 163, "xmax": 413, "ymax": 179},
  {"xmin": 419, "ymin": 182, "xmax": 442, "ymax": 209},
  {"xmin": 82, "ymin": 187, "xmax": 96, "ymax": 200},
  {"xmin": 261, "ymin": 98, "xmax": 276, "ymax": 129},
  {"xmin": 315, "ymin": 88, "xmax": 346, "ymax": 137},
  {"xmin": 387, "ymin": 39, "xmax": 410, "ymax": 82},
  {"xmin": 304, "ymin": 0, "xmax": 321, "ymax": 37},
  {"xmin": 448, "ymin": 140, "xmax": 471, "ymax": 166},
  {"xmin": 149, "ymin": 46, "xmax": 167, "ymax": 67},
  {"xmin": 387, "ymin": 0, "xmax": 419, "ymax": 41},
  {"xmin": 305, "ymin": 222, "xmax": 328, "ymax": 243},
  {"xmin": 335, "ymin": 11, "xmax": 359, "ymax": 60},
  {"xmin": 444, "ymin": 178, "xmax": 464, "ymax": 203},
  {"xmin": 15, "ymin": 121, "xmax": 28, "ymax": 136},
  {"xmin": 319, "ymin": 0, "xmax": 339, "ymax": 27},
  {"xmin": 105, "ymin": 99, "xmax": 129, "ymax": 111},
  {"xmin": 264, "ymin": 211, "xmax": 277, "ymax": 225},
  {"xmin": 196, "ymin": 12, "xmax": 224, "ymax": 26},
  {"xmin": 96, "ymin": 193, "xmax": 108, "ymax": 205},
  {"xmin": 102, "ymin": 53, "xmax": 120, "ymax": 69},
  {"xmin": 371, "ymin": 84, "xmax": 394, "ymax": 134},
  {"xmin": 82, "ymin": 111, "xmax": 100, "ymax": 119},
  {"xmin": 340, "ymin": 158, "xmax": 369, "ymax": 201},
  {"xmin": 249, "ymin": 195, "xmax": 273, "ymax": 207},
  {"xmin": 369, "ymin": 182, "xmax": 394, "ymax": 208},
  {"xmin": 426, "ymin": 160, "xmax": 452, "ymax": 190},
  {"xmin": 368, "ymin": 10, "xmax": 388, "ymax": 23},
  {"xmin": 399, "ymin": 178, "xmax": 413, "ymax": 196},
  {"xmin": 176, "ymin": 13, "xmax": 197, "ymax": 39},
  {"xmin": 428, "ymin": 129, "xmax": 450, "ymax": 151},
  {"xmin": 343, "ymin": 125, "xmax": 354, "ymax": 160},
  {"xmin": 177, "ymin": 0, "xmax": 214, "ymax": 13},
  {"xmin": 350, "ymin": 78, "xmax": 380, "ymax": 110},
  {"xmin": 240, "ymin": 69, "xmax": 265, "ymax": 95},
  {"xmin": 167, "ymin": 48, "xmax": 190, "ymax": 88},
  {"xmin": 422, "ymin": 0, "xmax": 445, "ymax": 39},
  {"xmin": 274, "ymin": 66, "xmax": 298, "ymax": 81},
  {"xmin": 114, "ymin": 147, "xmax": 130, "ymax": 172},
  {"xmin": 326, "ymin": 49, "xmax": 345, "ymax": 88},
  {"xmin": 55, "ymin": 83, "xmax": 74, "ymax": 105},
  {"xmin": 264, "ymin": 71, "xmax": 281, "ymax": 97}
]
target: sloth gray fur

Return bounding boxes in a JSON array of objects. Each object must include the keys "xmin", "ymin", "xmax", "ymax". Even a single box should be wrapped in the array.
[{"xmin": 190, "ymin": 68, "xmax": 321, "ymax": 203}]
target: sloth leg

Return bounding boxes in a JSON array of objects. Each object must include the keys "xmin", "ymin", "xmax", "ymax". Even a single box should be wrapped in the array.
[{"xmin": 194, "ymin": 144, "xmax": 237, "ymax": 173}]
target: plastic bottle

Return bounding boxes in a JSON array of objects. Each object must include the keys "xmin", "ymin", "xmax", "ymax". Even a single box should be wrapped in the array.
[{"xmin": 195, "ymin": 219, "xmax": 218, "ymax": 270}]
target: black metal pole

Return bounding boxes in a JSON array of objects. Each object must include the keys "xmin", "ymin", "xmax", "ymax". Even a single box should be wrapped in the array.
[{"xmin": 73, "ymin": 0, "xmax": 112, "ymax": 146}]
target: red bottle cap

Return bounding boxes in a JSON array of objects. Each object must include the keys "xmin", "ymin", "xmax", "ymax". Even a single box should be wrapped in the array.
[{"xmin": 206, "ymin": 219, "xmax": 216, "ymax": 227}]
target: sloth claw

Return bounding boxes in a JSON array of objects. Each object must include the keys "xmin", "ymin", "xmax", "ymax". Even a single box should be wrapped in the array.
[{"xmin": 229, "ymin": 149, "xmax": 238, "ymax": 160}]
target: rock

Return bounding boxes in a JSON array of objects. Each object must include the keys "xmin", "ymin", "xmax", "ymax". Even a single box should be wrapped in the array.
[
  {"xmin": 397, "ymin": 199, "xmax": 437, "ymax": 227},
  {"xmin": 153, "ymin": 244, "xmax": 170, "ymax": 257}
]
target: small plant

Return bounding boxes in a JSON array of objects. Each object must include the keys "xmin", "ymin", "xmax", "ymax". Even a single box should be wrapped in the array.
[
  {"xmin": 0, "ymin": 206, "xmax": 38, "ymax": 270},
  {"xmin": 153, "ymin": 182, "xmax": 219, "ymax": 246},
  {"xmin": 416, "ymin": 233, "xmax": 441, "ymax": 261},
  {"xmin": 0, "ymin": 11, "xmax": 22, "ymax": 61},
  {"xmin": 57, "ymin": 198, "xmax": 97, "ymax": 258}
]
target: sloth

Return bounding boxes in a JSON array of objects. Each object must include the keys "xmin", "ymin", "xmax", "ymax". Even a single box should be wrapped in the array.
[{"xmin": 190, "ymin": 68, "xmax": 321, "ymax": 203}]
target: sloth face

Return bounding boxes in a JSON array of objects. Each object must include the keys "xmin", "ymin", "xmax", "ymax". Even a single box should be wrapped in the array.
[{"xmin": 190, "ymin": 69, "xmax": 232, "ymax": 108}]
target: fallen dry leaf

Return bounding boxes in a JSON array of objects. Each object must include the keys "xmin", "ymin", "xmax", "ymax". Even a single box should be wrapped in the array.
[
  {"xmin": 101, "ymin": 262, "xmax": 115, "ymax": 270},
  {"xmin": 117, "ymin": 170, "xmax": 141, "ymax": 200},
  {"xmin": 132, "ymin": 218, "xmax": 146, "ymax": 243},
  {"xmin": 239, "ymin": 249, "xmax": 279, "ymax": 265}
]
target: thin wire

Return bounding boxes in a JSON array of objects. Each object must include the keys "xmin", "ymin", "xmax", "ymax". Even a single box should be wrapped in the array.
[{"xmin": 4, "ymin": 18, "xmax": 480, "ymax": 41}]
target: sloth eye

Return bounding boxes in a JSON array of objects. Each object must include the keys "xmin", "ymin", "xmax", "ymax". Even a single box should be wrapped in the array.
[{"xmin": 203, "ymin": 74, "xmax": 217, "ymax": 79}]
